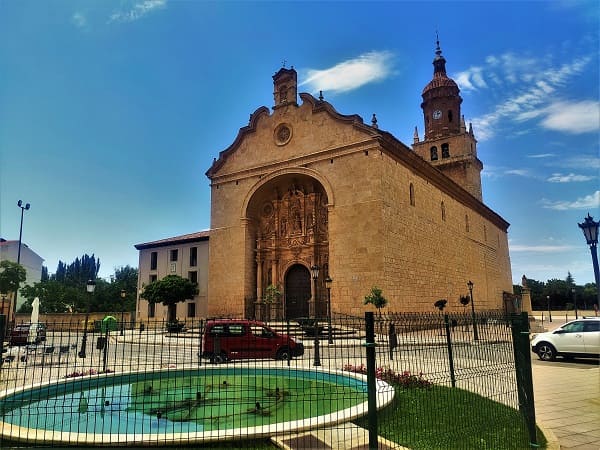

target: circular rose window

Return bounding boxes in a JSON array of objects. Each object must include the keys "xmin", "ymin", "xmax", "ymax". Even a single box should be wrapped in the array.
[{"xmin": 274, "ymin": 123, "xmax": 292, "ymax": 146}]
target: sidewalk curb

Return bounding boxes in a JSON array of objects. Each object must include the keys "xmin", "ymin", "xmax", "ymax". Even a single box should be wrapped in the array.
[{"xmin": 537, "ymin": 420, "xmax": 561, "ymax": 449}]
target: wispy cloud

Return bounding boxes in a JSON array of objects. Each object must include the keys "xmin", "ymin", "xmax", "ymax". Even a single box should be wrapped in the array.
[
  {"xmin": 527, "ymin": 153, "xmax": 555, "ymax": 158},
  {"xmin": 458, "ymin": 53, "xmax": 593, "ymax": 140},
  {"xmin": 299, "ymin": 51, "xmax": 395, "ymax": 94},
  {"xmin": 504, "ymin": 169, "xmax": 533, "ymax": 178},
  {"xmin": 541, "ymin": 190, "xmax": 600, "ymax": 210},
  {"xmin": 555, "ymin": 156, "xmax": 600, "ymax": 170},
  {"xmin": 540, "ymin": 100, "xmax": 600, "ymax": 133},
  {"xmin": 482, "ymin": 166, "xmax": 539, "ymax": 180},
  {"xmin": 547, "ymin": 173, "xmax": 596, "ymax": 183},
  {"xmin": 72, "ymin": 12, "xmax": 87, "ymax": 29},
  {"xmin": 510, "ymin": 244, "xmax": 574, "ymax": 253},
  {"xmin": 109, "ymin": 0, "xmax": 166, "ymax": 24}
]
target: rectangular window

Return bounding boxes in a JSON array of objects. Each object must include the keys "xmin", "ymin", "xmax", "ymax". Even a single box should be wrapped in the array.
[
  {"xmin": 149, "ymin": 274, "xmax": 157, "ymax": 283},
  {"xmin": 188, "ymin": 271, "xmax": 198, "ymax": 284},
  {"xmin": 190, "ymin": 247, "xmax": 198, "ymax": 267},
  {"xmin": 150, "ymin": 252, "xmax": 157, "ymax": 270},
  {"xmin": 170, "ymin": 249, "xmax": 178, "ymax": 262},
  {"xmin": 187, "ymin": 302, "xmax": 196, "ymax": 318},
  {"xmin": 148, "ymin": 302, "xmax": 155, "ymax": 318}
]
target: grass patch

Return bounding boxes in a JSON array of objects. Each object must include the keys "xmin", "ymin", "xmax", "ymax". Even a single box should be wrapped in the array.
[{"xmin": 355, "ymin": 384, "xmax": 547, "ymax": 450}]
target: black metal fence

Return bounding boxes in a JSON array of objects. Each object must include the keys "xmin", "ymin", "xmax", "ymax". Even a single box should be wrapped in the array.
[{"xmin": 0, "ymin": 311, "xmax": 538, "ymax": 449}]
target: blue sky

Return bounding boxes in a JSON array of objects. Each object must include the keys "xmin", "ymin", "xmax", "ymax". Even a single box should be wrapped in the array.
[{"xmin": 1, "ymin": 1, "xmax": 598, "ymax": 286}]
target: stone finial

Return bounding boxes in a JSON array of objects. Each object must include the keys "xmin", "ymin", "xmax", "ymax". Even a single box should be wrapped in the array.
[
  {"xmin": 460, "ymin": 115, "xmax": 466, "ymax": 133},
  {"xmin": 371, "ymin": 113, "xmax": 378, "ymax": 129},
  {"xmin": 318, "ymin": 90, "xmax": 324, "ymax": 101},
  {"xmin": 521, "ymin": 275, "xmax": 528, "ymax": 288},
  {"xmin": 468, "ymin": 122, "xmax": 474, "ymax": 135},
  {"xmin": 413, "ymin": 126, "xmax": 420, "ymax": 143}
]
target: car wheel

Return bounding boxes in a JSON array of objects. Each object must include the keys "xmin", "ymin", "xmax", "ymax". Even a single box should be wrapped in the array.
[
  {"xmin": 276, "ymin": 348, "xmax": 291, "ymax": 360},
  {"xmin": 211, "ymin": 353, "xmax": 227, "ymax": 364},
  {"xmin": 536, "ymin": 343, "xmax": 556, "ymax": 361}
]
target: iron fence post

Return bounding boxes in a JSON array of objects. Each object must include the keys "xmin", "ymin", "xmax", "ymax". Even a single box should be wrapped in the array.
[
  {"xmin": 313, "ymin": 319, "xmax": 321, "ymax": 366},
  {"xmin": 444, "ymin": 313, "xmax": 456, "ymax": 388},
  {"xmin": 286, "ymin": 319, "xmax": 291, "ymax": 367},
  {"xmin": 365, "ymin": 312, "xmax": 378, "ymax": 450},
  {"xmin": 198, "ymin": 319, "xmax": 203, "ymax": 366},
  {"xmin": 511, "ymin": 312, "xmax": 538, "ymax": 447}
]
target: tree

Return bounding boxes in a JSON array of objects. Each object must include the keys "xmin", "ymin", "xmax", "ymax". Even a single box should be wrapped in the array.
[
  {"xmin": 263, "ymin": 284, "xmax": 281, "ymax": 304},
  {"xmin": 262, "ymin": 284, "xmax": 281, "ymax": 320},
  {"xmin": 19, "ymin": 281, "xmax": 80, "ymax": 314},
  {"xmin": 0, "ymin": 260, "xmax": 27, "ymax": 299},
  {"xmin": 52, "ymin": 254, "xmax": 100, "ymax": 287},
  {"xmin": 140, "ymin": 275, "xmax": 197, "ymax": 322},
  {"xmin": 364, "ymin": 286, "xmax": 388, "ymax": 313}
]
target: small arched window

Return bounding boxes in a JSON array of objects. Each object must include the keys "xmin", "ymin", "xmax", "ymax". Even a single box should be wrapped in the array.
[
  {"xmin": 430, "ymin": 146, "xmax": 438, "ymax": 161},
  {"xmin": 441, "ymin": 201, "xmax": 446, "ymax": 221},
  {"xmin": 441, "ymin": 143, "xmax": 450, "ymax": 158},
  {"xmin": 279, "ymin": 85, "xmax": 288, "ymax": 104},
  {"xmin": 448, "ymin": 110, "xmax": 453, "ymax": 122},
  {"xmin": 409, "ymin": 183, "xmax": 415, "ymax": 206}
]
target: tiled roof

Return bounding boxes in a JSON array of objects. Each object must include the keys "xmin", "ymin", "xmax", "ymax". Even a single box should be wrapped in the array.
[{"xmin": 134, "ymin": 230, "xmax": 210, "ymax": 250}]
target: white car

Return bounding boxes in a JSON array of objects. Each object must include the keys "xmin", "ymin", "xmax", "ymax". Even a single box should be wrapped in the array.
[{"xmin": 531, "ymin": 317, "xmax": 600, "ymax": 361}]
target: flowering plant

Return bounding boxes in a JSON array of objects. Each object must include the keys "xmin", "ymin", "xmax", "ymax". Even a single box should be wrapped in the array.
[
  {"xmin": 342, "ymin": 364, "xmax": 432, "ymax": 389},
  {"xmin": 64, "ymin": 369, "xmax": 113, "ymax": 378}
]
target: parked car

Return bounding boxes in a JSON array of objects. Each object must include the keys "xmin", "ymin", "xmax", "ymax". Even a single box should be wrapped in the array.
[
  {"xmin": 531, "ymin": 317, "xmax": 600, "ymax": 361},
  {"xmin": 9, "ymin": 323, "xmax": 47, "ymax": 346},
  {"xmin": 200, "ymin": 319, "xmax": 304, "ymax": 363}
]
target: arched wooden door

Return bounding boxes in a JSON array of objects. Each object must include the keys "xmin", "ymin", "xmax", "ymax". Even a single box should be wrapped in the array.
[{"xmin": 285, "ymin": 265, "xmax": 311, "ymax": 319}]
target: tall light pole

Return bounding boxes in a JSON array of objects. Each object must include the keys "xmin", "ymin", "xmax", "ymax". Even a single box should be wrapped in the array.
[
  {"xmin": 572, "ymin": 288, "xmax": 578, "ymax": 319},
  {"xmin": 310, "ymin": 265, "xmax": 320, "ymax": 366},
  {"xmin": 120, "ymin": 290, "xmax": 126, "ymax": 336},
  {"xmin": 12, "ymin": 200, "xmax": 30, "ymax": 325},
  {"xmin": 467, "ymin": 280, "xmax": 479, "ymax": 341},
  {"xmin": 78, "ymin": 279, "xmax": 96, "ymax": 358},
  {"xmin": 578, "ymin": 213, "xmax": 600, "ymax": 313},
  {"xmin": 546, "ymin": 295, "xmax": 552, "ymax": 322},
  {"xmin": 325, "ymin": 276, "xmax": 333, "ymax": 345}
]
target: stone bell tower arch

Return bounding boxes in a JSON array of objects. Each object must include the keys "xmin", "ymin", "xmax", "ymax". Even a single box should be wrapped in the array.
[{"xmin": 243, "ymin": 169, "xmax": 332, "ymax": 320}]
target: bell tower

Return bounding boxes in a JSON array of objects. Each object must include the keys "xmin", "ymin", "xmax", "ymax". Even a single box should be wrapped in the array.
[
  {"xmin": 413, "ymin": 39, "xmax": 483, "ymax": 201},
  {"xmin": 272, "ymin": 66, "xmax": 298, "ymax": 109}
]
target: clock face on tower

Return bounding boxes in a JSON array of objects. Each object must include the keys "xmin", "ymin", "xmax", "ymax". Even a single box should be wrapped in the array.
[{"xmin": 433, "ymin": 110, "xmax": 442, "ymax": 120}]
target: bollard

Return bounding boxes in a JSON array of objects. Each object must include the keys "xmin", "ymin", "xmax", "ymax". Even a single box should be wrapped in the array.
[
  {"xmin": 388, "ymin": 322, "xmax": 397, "ymax": 360},
  {"xmin": 444, "ymin": 313, "xmax": 456, "ymax": 388}
]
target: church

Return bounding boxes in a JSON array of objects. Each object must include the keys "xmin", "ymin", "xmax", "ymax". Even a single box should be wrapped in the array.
[{"xmin": 136, "ymin": 42, "xmax": 513, "ymax": 323}]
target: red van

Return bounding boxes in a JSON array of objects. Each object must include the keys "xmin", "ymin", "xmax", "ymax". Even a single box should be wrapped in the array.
[{"xmin": 201, "ymin": 319, "xmax": 304, "ymax": 363}]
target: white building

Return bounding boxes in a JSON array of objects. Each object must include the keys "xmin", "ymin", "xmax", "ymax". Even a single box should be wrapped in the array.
[{"xmin": 0, "ymin": 239, "xmax": 44, "ymax": 315}]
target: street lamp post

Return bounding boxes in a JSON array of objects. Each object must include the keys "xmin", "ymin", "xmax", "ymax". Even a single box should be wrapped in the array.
[
  {"xmin": 578, "ymin": 213, "xmax": 600, "ymax": 313},
  {"xmin": 120, "ymin": 290, "xmax": 126, "ymax": 336},
  {"xmin": 78, "ymin": 280, "xmax": 96, "ymax": 358},
  {"xmin": 547, "ymin": 295, "xmax": 552, "ymax": 322},
  {"xmin": 310, "ymin": 265, "xmax": 320, "ymax": 366},
  {"xmin": 325, "ymin": 276, "xmax": 333, "ymax": 345},
  {"xmin": 12, "ymin": 200, "xmax": 30, "ymax": 325},
  {"xmin": 572, "ymin": 288, "xmax": 578, "ymax": 319},
  {"xmin": 467, "ymin": 280, "xmax": 479, "ymax": 341}
]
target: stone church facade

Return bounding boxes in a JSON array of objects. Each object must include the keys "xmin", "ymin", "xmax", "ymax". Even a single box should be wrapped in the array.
[{"xmin": 205, "ymin": 43, "xmax": 513, "ymax": 319}]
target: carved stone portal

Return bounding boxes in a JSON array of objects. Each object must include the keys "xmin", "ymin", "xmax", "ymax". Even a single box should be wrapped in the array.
[{"xmin": 253, "ymin": 178, "xmax": 329, "ymax": 319}]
